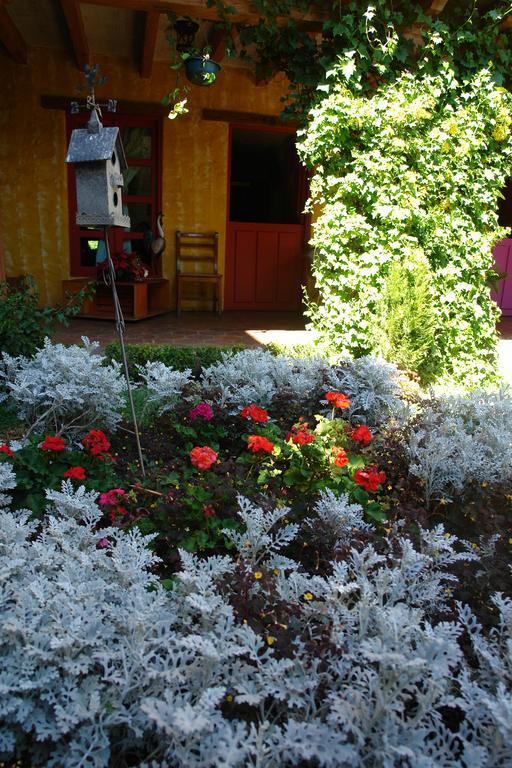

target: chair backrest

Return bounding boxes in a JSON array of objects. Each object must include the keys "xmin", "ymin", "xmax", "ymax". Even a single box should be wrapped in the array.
[{"xmin": 176, "ymin": 231, "xmax": 219, "ymax": 275}]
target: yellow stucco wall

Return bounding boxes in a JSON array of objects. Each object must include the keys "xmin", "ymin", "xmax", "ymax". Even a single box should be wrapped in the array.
[{"xmin": 0, "ymin": 47, "xmax": 291, "ymax": 307}]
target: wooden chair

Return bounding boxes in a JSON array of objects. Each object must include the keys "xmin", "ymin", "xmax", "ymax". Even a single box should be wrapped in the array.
[{"xmin": 175, "ymin": 231, "xmax": 222, "ymax": 315}]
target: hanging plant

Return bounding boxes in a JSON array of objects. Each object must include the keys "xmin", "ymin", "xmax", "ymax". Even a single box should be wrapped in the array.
[
  {"xmin": 182, "ymin": 51, "xmax": 221, "ymax": 86},
  {"xmin": 162, "ymin": 14, "xmax": 222, "ymax": 119}
]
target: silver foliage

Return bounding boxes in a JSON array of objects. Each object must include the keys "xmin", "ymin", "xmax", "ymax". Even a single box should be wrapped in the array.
[
  {"xmin": 136, "ymin": 361, "xmax": 193, "ymax": 415},
  {"xmin": 0, "ymin": 462, "xmax": 16, "ymax": 508},
  {"xmin": 0, "ymin": 337, "xmax": 126, "ymax": 439},
  {"xmin": 407, "ymin": 388, "xmax": 512, "ymax": 506},
  {"xmin": 303, "ymin": 489, "xmax": 374, "ymax": 547},
  {"xmin": 200, "ymin": 348, "xmax": 329, "ymax": 411},
  {"xmin": 1, "ymin": 487, "xmax": 511, "ymax": 767},
  {"xmin": 326, "ymin": 355, "xmax": 402, "ymax": 425}
]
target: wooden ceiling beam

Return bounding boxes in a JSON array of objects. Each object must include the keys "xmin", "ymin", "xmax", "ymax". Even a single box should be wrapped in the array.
[
  {"xmin": 60, "ymin": 0, "xmax": 89, "ymax": 70},
  {"xmin": 81, "ymin": 0, "xmax": 326, "ymax": 28},
  {"xmin": 141, "ymin": 10, "xmax": 160, "ymax": 78},
  {"xmin": 426, "ymin": 0, "xmax": 450, "ymax": 13},
  {"xmin": 208, "ymin": 26, "xmax": 228, "ymax": 62},
  {"xmin": 0, "ymin": 1, "xmax": 27, "ymax": 64}
]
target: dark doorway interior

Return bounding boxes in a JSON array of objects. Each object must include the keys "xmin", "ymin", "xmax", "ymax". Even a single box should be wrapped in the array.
[
  {"xmin": 229, "ymin": 128, "xmax": 303, "ymax": 224},
  {"xmin": 498, "ymin": 178, "xmax": 512, "ymax": 229}
]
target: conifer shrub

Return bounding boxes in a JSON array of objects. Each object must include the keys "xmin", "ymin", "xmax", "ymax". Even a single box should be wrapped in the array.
[{"xmin": 377, "ymin": 252, "xmax": 440, "ymax": 383}]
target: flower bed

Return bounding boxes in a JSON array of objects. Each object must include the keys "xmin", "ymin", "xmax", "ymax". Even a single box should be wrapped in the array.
[{"xmin": 0, "ymin": 340, "xmax": 511, "ymax": 766}]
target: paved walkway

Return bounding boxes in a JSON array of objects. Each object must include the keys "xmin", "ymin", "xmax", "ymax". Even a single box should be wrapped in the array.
[
  {"xmin": 53, "ymin": 311, "xmax": 312, "ymax": 348},
  {"xmin": 54, "ymin": 310, "xmax": 512, "ymax": 382}
]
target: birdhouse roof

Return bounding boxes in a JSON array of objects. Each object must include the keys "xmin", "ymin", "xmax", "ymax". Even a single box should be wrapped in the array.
[{"xmin": 66, "ymin": 126, "xmax": 127, "ymax": 169}]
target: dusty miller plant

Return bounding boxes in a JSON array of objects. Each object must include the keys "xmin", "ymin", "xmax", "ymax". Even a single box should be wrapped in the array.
[
  {"xmin": 0, "ymin": 337, "xmax": 125, "ymax": 439},
  {"xmin": 136, "ymin": 361, "xmax": 194, "ymax": 415},
  {"xmin": 327, "ymin": 355, "xmax": 403, "ymax": 426},
  {"xmin": 1, "ymin": 481, "xmax": 510, "ymax": 767},
  {"xmin": 407, "ymin": 388, "xmax": 512, "ymax": 506},
  {"xmin": 200, "ymin": 348, "xmax": 329, "ymax": 411}
]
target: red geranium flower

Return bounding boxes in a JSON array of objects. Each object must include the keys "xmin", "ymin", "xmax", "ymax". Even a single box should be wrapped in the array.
[
  {"xmin": 190, "ymin": 446, "xmax": 218, "ymax": 471},
  {"xmin": 0, "ymin": 444, "xmax": 14, "ymax": 458},
  {"xmin": 351, "ymin": 425, "xmax": 372, "ymax": 446},
  {"xmin": 240, "ymin": 404, "xmax": 269, "ymax": 423},
  {"xmin": 41, "ymin": 436, "xmax": 65, "ymax": 452},
  {"xmin": 325, "ymin": 392, "xmax": 351, "ymax": 409},
  {"xmin": 63, "ymin": 466, "xmax": 86, "ymax": 480},
  {"xmin": 354, "ymin": 466, "xmax": 386, "ymax": 492},
  {"xmin": 203, "ymin": 504, "xmax": 216, "ymax": 519},
  {"xmin": 99, "ymin": 488, "xmax": 127, "ymax": 506},
  {"xmin": 247, "ymin": 435, "xmax": 275, "ymax": 454},
  {"xmin": 82, "ymin": 429, "xmax": 111, "ymax": 456},
  {"xmin": 286, "ymin": 422, "xmax": 315, "ymax": 446},
  {"xmin": 332, "ymin": 446, "xmax": 349, "ymax": 468}
]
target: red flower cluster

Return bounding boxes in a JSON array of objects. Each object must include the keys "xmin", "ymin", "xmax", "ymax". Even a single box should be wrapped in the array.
[
  {"xmin": 332, "ymin": 446, "xmax": 349, "ymax": 468},
  {"xmin": 240, "ymin": 404, "xmax": 268, "ymax": 423},
  {"xmin": 190, "ymin": 446, "xmax": 218, "ymax": 471},
  {"xmin": 0, "ymin": 444, "xmax": 14, "ymax": 458},
  {"xmin": 63, "ymin": 466, "xmax": 86, "ymax": 480},
  {"xmin": 286, "ymin": 420, "xmax": 315, "ymax": 446},
  {"xmin": 247, "ymin": 435, "xmax": 275, "ymax": 454},
  {"xmin": 41, "ymin": 436, "xmax": 65, "ymax": 452},
  {"xmin": 202, "ymin": 504, "xmax": 216, "ymax": 519},
  {"xmin": 99, "ymin": 488, "xmax": 128, "ymax": 522},
  {"xmin": 354, "ymin": 466, "xmax": 386, "ymax": 492},
  {"xmin": 351, "ymin": 425, "xmax": 372, "ymax": 446},
  {"xmin": 82, "ymin": 430, "xmax": 111, "ymax": 456},
  {"xmin": 325, "ymin": 391, "xmax": 351, "ymax": 409},
  {"xmin": 98, "ymin": 250, "xmax": 147, "ymax": 281}
]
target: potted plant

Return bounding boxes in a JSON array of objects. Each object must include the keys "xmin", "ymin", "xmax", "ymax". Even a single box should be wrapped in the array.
[
  {"xmin": 182, "ymin": 49, "xmax": 221, "ymax": 86},
  {"xmin": 163, "ymin": 16, "xmax": 222, "ymax": 119}
]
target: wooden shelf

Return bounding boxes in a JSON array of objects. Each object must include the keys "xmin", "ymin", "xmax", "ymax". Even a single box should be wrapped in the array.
[{"xmin": 63, "ymin": 278, "xmax": 171, "ymax": 321}]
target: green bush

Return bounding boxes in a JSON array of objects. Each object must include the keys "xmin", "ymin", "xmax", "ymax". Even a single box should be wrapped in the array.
[
  {"xmin": 376, "ymin": 252, "xmax": 440, "ymax": 383},
  {"xmin": 298, "ymin": 64, "xmax": 512, "ymax": 387},
  {"xmin": 0, "ymin": 276, "xmax": 93, "ymax": 358},
  {"xmin": 104, "ymin": 343, "xmax": 247, "ymax": 379}
]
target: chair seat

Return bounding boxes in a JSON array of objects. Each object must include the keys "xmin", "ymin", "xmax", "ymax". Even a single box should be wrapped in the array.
[{"xmin": 178, "ymin": 272, "xmax": 223, "ymax": 280}]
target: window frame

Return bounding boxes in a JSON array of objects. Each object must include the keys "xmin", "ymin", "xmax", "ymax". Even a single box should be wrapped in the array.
[{"xmin": 66, "ymin": 112, "xmax": 162, "ymax": 277}]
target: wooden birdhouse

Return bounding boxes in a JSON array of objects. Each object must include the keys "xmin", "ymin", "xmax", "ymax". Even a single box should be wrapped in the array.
[{"xmin": 66, "ymin": 108, "xmax": 130, "ymax": 228}]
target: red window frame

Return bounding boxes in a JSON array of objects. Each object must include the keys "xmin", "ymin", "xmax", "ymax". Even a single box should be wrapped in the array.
[{"xmin": 66, "ymin": 113, "xmax": 162, "ymax": 277}]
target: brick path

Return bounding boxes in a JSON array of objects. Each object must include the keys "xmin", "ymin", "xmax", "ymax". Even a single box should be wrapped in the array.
[
  {"xmin": 53, "ymin": 310, "xmax": 512, "ymax": 382},
  {"xmin": 53, "ymin": 311, "xmax": 313, "ymax": 348}
]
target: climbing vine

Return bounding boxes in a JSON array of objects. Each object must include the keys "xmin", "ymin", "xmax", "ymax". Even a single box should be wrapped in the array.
[
  {"xmin": 181, "ymin": 1, "xmax": 512, "ymax": 384},
  {"xmin": 297, "ymin": 60, "xmax": 512, "ymax": 385}
]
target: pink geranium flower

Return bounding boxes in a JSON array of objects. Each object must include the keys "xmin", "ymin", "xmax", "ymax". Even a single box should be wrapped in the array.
[{"xmin": 189, "ymin": 402, "xmax": 213, "ymax": 421}]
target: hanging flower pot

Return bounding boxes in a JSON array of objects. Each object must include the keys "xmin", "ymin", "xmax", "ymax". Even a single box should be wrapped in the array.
[{"xmin": 184, "ymin": 55, "xmax": 221, "ymax": 86}]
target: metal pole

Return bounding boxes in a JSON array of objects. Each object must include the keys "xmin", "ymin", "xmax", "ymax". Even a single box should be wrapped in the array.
[{"xmin": 103, "ymin": 227, "xmax": 146, "ymax": 477}]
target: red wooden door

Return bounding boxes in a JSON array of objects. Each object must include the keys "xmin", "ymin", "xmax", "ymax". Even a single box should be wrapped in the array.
[
  {"xmin": 224, "ymin": 124, "xmax": 306, "ymax": 311},
  {"xmin": 492, "ymin": 239, "xmax": 512, "ymax": 316},
  {"xmin": 225, "ymin": 223, "xmax": 304, "ymax": 310}
]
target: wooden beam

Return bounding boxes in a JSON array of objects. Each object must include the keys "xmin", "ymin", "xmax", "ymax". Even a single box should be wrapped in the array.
[
  {"xmin": 0, "ymin": 2, "xmax": 27, "ymax": 64},
  {"xmin": 426, "ymin": 0, "xmax": 450, "ymax": 15},
  {"xmin": 141, "ymin": 10, "xmax": 160, "ymax": 78},
  {"xmin": 82, "ymin": 0, "xmax": 326, "ymax": 28},
  {"xmin": 202, "ymin": 108, "xmax": 297, "ymax": 127},
  {"xmin": 41, "ymin": 94, "xmax": 168, "ymax": 116},
  {"xmin": 208, "ymin": 26, "xmax": 228, "ymax": 62},
  {"xmin": 59, "ymin": 0, "xmax": 89, "ymax": 70}
]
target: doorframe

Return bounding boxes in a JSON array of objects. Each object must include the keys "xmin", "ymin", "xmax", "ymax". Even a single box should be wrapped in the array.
[{"xmin": 224, "ymin": 121, "xmax": 309, "ymax": 311}]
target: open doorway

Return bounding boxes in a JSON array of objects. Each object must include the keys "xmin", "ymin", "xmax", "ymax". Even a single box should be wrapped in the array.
[{"xmin": 224, "ymin": 125, "xmax": 306, "ymax": 311}]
